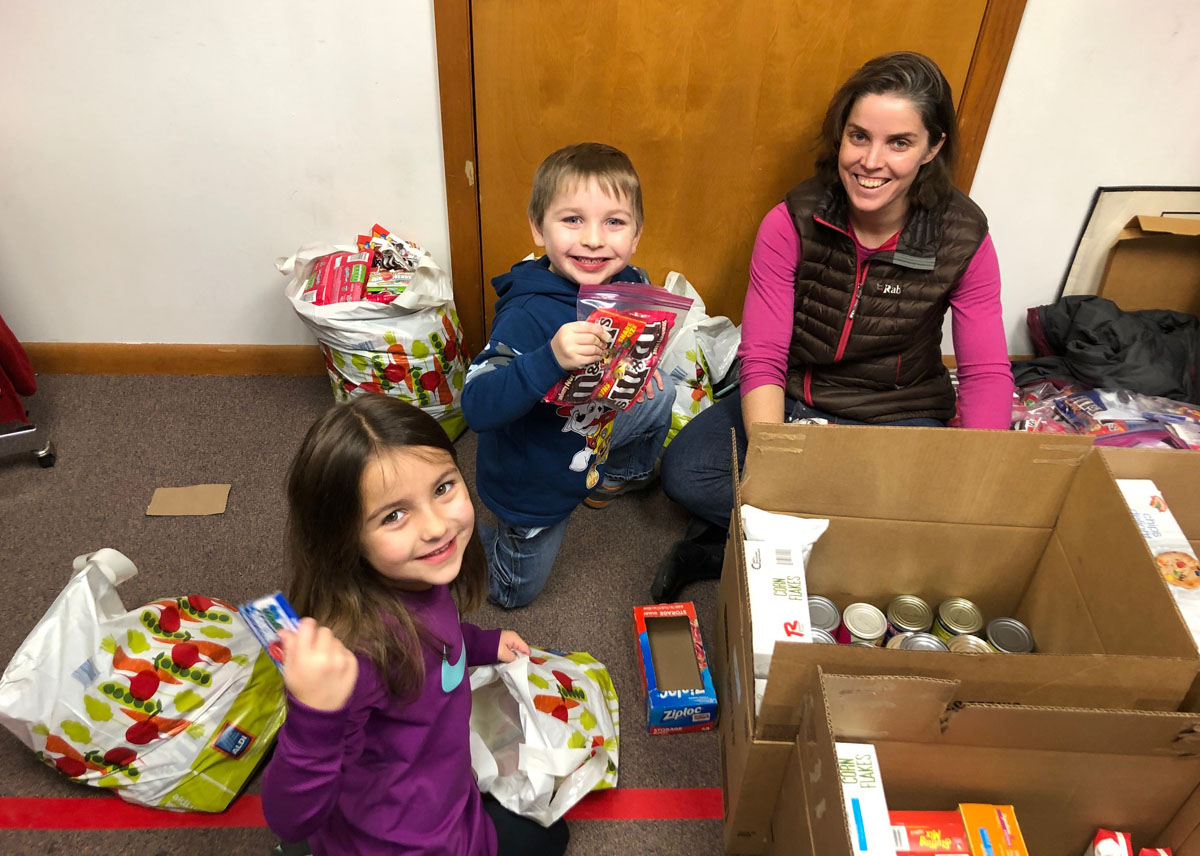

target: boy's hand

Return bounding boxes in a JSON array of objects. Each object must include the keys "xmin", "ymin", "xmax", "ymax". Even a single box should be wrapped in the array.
[
  {"xmin": 551, "ymin": 321, "xmax": 609, "ymax": 371},
  {"xmin": 496, "ymin": 630, "xmax": 530, "ymax": 663},
  {"xmin": 279, "ymin": 618, "xmax": 359, "ymax": 712},
  {"xmin": 634, "ymin": 369, "xmax": 665, "ymax": 403}
]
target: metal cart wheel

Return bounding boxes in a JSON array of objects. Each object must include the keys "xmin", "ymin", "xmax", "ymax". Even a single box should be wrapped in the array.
[{"xmin": 35, "ymin": 440, "xmax": 56, "ymax": 468}]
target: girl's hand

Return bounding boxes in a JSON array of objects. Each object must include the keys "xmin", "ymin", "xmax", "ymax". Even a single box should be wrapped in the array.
[
  {"xmin": 551, "ymin": 321, "xmax": 609, "ymax": 371},
  {"xmin": 496, "ymin": 630, "xmax": 530, "ymax": 663},
  {"xmin": 279, "ymin": 618, "xmax": 359, "ymax": 712}
]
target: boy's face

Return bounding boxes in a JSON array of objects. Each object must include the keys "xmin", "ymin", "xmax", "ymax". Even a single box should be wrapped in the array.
[{"xmin": 530, "ymin": 176, "xmax": 641, "ymax": 287}]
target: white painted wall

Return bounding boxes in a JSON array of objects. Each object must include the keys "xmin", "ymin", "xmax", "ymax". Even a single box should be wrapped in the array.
[
  {"xmin": 966, "ymin": 0, "xmax": 1200, "ymax": 354},
  {"xmin": 0, "ymin": 0, "xmax": 449, "ymax": 345},
  {"xmin": 2, "ymin": 0, "xmax": 1197, "ymax": 351}
]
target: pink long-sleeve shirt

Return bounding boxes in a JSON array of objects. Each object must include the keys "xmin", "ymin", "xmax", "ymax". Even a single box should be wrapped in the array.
[{"xmin": 739, "ymin": 202, "xmax": 1012, "ymax": 429}]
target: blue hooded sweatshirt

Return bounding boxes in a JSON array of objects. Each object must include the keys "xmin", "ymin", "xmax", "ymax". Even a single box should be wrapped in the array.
[{"xmin": 461, "ymin": 257, "xmax": 643, "ymax": 527}]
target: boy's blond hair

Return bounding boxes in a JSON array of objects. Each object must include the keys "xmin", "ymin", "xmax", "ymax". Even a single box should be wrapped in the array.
[{"xmin": 528, "ymin": 142, "xmax": 643, "ymax": 232}]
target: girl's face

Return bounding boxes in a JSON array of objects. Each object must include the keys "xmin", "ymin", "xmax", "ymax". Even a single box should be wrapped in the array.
[
  {"xmin": 837, "ymin": 93, "xmax": 944, "ymax": 229},
  {"xmin": 358, "ymin": 446, "xmax": 475, "ymax": 590}
]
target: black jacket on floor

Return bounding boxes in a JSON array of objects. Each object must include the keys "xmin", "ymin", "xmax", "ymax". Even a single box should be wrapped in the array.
[{"xmin": 1013, "ymin": 295, "xmax": 1200, "ymax": 404}]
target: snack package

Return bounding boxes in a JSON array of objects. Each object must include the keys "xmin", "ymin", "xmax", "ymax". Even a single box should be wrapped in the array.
[
  {"xmin": 357, "ymin": 222, "xmax": 424, "ymax": 272},
  {"xmin": 1084, "ymin": 828, "xmax": 1173, "ymax": 856},
  {"xmin": 545, "ymin": 283, "xmax": 693, "ymax": 411},
  {"xmin": 237, "ymin": 591, "xmax": 301, "ymax": 671},
  {"xmin": 1086, "ymin": 829, "xmax": 1133, "ymax": 856},
  {"xmin": 741, "ymin": 504, "xmax": 830, "ymax": 678},
  {"xmin": 1167, "ymin": 421, "xmax": 1200, "ymax": 450},
  {"xmin": 301, "ymin": 251, "xmax": 373, "ymax": 306},
  {"xmin": 890, "ymin": 810, "xmax": 970, "ymax": 856},
  {"xmin": 959, "ymin": 804, "xmax": 1028, "ymax": 856},
  {"xmin": 836, "ymin": 742, "xmax": 897, "ymax": 856},
  {"xmin": 1116, "ymin": 479, "xmax": 1200, "ymax": 644}
]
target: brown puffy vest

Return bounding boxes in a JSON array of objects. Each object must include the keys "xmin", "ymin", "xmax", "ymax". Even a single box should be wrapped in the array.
[{"xmin": 783, "ymin": 177, "xmax": 988, "ymax": 422}]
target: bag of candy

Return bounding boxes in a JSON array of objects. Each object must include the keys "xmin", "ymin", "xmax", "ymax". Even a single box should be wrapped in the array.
[
  {"xmin": 0, "ymin": 549, "xmax": 286, "ymax": 812},
  {"xmin": 545, "ymin": 283, "xmax": 693, "ymax": 411}
]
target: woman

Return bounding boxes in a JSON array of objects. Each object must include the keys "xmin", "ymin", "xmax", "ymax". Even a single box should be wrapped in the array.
[{"xmin": 655, "ymin": 51, "xmax": 1013, "ymax": 602}]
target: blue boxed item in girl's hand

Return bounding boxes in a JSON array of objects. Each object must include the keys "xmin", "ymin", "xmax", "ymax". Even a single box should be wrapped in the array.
[{"xmin": 237, "ymin": 591, "xmax": 300, "ymax": 671}]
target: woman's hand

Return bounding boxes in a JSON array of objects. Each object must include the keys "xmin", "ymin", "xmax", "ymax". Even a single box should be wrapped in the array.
[
  {"xmin": 279, "ymin": 618, "xmax": 359, "ymax": 712},
  {"xmin": 551, "ymin": 321, "xmax": 610, "ymax": 371},
  {"xmin": 496, "ymin": 630, "xmax": 531, "ymax": 663}
]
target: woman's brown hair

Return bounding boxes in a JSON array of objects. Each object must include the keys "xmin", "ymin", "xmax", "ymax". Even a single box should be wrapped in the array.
[
  {"xmin": 285, "ymin": 395, "xmax": 486, "ymax": 697},
  {"xmin": 814, "ymin": 51, "xmax": 958, "ymax": 210}
]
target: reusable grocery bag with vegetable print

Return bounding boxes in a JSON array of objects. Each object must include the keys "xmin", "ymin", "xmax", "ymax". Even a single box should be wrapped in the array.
[
  {"xmin": 656, "ymin": 272, "xmax": 740, "ymax": 444},
  {"xmin": 0, "ymin": 549, "xmax": 286, "ymax": 812},
  {"xmin": 279, "ymin": 240, "xmax": 470, "ymax": 440},
  {"xmin": 469, "ymin": 648, "xmax": 619, "ymax": 827}
]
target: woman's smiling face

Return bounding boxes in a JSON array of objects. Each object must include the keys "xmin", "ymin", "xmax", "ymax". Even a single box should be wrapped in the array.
[{"xmin": 837, "ymin": 92, "xmax": 944, "ymax": 231}]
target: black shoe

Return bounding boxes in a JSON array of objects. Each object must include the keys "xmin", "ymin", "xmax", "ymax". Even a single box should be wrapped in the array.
[
  {"xmin": 682, "ymin": 517, "xmax": 727, "ymax": 546},
  {"xmin": 651, "ymin": 540, "xmax": 725, "ymax": 603}
]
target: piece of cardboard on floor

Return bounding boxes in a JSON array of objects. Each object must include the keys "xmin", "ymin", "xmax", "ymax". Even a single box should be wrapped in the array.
[{"xmin": 146, "ymin": 484, "xmax": 231, "ymax": 516}]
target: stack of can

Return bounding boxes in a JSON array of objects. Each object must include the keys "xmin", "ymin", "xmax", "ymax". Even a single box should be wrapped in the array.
[{"xmin": 806, "ymin": 594, "xmax": 1035, "ymax": 654}]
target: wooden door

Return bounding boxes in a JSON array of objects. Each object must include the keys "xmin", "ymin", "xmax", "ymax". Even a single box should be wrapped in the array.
[{"xmin": 436, "ymin": 0, "xmax": 1025, "ymax": 352}]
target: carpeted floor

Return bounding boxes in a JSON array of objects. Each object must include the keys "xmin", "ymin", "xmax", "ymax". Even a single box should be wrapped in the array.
[{"xmin": 0, "ymin": 374, "xmax": 726, "ymax": 855}]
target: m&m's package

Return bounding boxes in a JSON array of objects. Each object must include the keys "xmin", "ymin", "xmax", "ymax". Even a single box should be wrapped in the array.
[{"xmin": 545, "ymin": 282, "xmax": 692, "ymax": 411}]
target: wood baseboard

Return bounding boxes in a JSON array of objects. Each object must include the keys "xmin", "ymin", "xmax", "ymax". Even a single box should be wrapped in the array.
[{"xmin": 23, "ymin": 343, "xmax": 326, "ymax": 376}]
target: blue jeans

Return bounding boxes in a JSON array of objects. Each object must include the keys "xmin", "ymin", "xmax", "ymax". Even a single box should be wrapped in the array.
[
  {"xmin": 660, "ymin": 393, "xmax": 943, "ymax": 529},
  {"xmin": 483, "ymin": 386, "xmax": 674, "ymax": 608}
]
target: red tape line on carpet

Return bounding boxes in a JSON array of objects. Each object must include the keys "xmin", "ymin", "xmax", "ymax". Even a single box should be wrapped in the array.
[{"xmin": 0, "ymin": 788, "xmax": 723, "ymax": 829}]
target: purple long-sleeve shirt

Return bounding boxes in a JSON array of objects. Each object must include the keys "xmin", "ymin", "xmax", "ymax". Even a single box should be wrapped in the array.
[
  {"xmin": 261, "ymin": 586, "xmax": 503, "ymax": 856},
  {"xmin": 740, "ymin": 202, "xmax": 1013, "ymax": 429}
]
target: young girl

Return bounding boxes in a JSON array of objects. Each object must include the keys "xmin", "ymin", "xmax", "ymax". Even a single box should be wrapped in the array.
[{"xmin": 261, "ymin": 395, "xmax": 571, "ymax": 856}]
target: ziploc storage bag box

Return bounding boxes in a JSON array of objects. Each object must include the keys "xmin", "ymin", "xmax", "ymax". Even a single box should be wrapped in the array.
[
  {"xmin": 714, "ymin": 426, "xmax": 1200, "ymax": 854},
  {"xmin": 766, "ymin": 669, "xmax": 1200, "ymax": 856},
  {"xmin": 633, "ymin": 602, "xmax": 717, "ymax": 734}
]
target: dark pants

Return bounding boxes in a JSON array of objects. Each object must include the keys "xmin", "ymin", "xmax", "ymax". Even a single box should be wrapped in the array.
[
  {"xmin": 484, "ymin": 796, "xmax": 570, "ymax": 856},
  {"xmin": 661, "ymin": 393, "xmax": 944, "ymax": 529}
]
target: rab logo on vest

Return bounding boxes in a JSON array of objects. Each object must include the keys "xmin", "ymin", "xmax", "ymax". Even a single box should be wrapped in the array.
[{"xmin": 878, "ymin": 283, "xmax": 901, "ymax": 295}]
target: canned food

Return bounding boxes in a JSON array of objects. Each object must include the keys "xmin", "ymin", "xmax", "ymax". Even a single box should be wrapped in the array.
[
  {"xmin": 885, "ymin": 632, "xmax": 913, "ymax": 649},
  {"xmin": 849, "ymin": 641, "xmax": 876, "ymax": 647},
  {"xmin": 985, "ymin": 617, "xmax": 1035, "ymax": 653},
  {"xmin": 810, "ymin": 628, "xmax": 837, "ymax": 645},
  {"xmin": 808, "ymin": 595, "xmax": 842, "ymax": 635},
  {"xmin": 931, "ymin": 598, "xmax": 984, "ymax": 642},
  {"xmin": 899, "ymin": 632, "xmax": 950, "ymax": 652},
  {"xmin": 885, "ymin": 595, "xmax": 933, "ymax": 640},
  {"xmin": 948, "ymin": 633, "xmax": 994, "ymax": 654},
  {"xmin": 836, "ymin": 602, "xmax": 887, "ymax": 646}
]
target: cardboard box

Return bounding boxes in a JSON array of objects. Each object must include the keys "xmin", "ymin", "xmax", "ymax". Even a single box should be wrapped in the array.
[
  {"xmin": 1097, "ymin": 215, "xmax": 1200, "ymax": 316},
  {"xmin": 633, "ymin": 602, "xmax": 717, "ymax": 734},
  {"xmin": 715, "ymin": 425, "xmax": 1200, "ymax": 854},
  {"xmin": 766, "ymin": 669, "xmax": 1200, "ymax": 856}
]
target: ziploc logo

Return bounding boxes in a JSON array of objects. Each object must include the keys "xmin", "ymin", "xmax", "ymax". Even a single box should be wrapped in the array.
[{"xmin": 662, "ymin": 706, "xmax": 712, "ymax": 722}]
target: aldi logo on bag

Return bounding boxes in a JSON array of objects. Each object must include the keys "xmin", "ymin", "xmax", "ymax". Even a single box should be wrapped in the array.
[{"xmin": 212, "ymin": 721, "xmax": 255, "ymax": 758}]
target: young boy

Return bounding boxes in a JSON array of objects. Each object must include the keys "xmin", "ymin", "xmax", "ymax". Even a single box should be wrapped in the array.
[{"xmin": 461, "ymin": 142, "xmax": 674, "ymax": 608}]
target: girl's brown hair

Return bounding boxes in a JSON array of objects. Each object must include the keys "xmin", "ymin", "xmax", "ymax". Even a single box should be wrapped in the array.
[
  {"xmin": 285, "ymin": 396, "xmax": 486, "ymax": 697},
  {"xmin": 815, "ymin": 51, "xmax": 958, "ymax": 210}
]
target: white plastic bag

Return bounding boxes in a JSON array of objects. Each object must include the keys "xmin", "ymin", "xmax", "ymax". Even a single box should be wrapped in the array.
[
  {"xmin": 469, "ymin": 648, "xmax": 619, "ymax": 827},
  {"xmin": 278, "ymin": 241, "xmax": 471, "ymax": 439},
  {"xmin": 0, "ymin": 549, "xmax": 286, "ymax": 812},
  {"xmin": 657, "ymin": 272, "xmax": 740, "ymax": 443}
]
